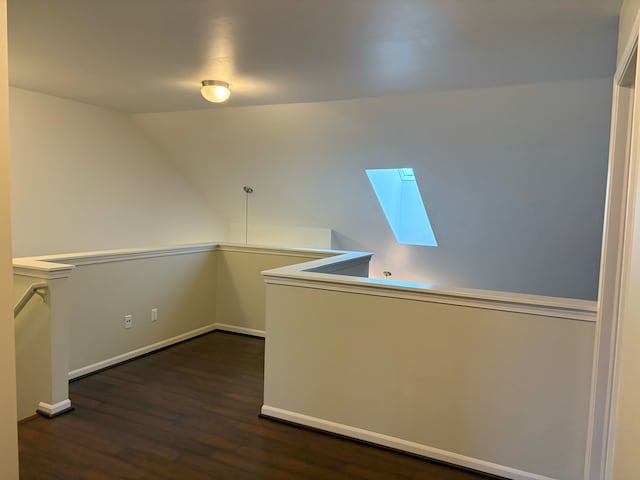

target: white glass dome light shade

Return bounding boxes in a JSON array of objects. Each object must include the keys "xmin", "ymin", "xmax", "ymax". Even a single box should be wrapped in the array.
[{"xmin": 201, "ymin": 80, "xmax": 231, "ymax": 103}]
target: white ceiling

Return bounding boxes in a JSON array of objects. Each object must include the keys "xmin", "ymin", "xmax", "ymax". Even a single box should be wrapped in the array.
[{"xmin": 7, "ymin": 0, "xmax": 621, "ymax": 113}]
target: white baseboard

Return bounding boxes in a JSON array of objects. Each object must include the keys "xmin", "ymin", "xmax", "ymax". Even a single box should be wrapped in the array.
[
  {"xmin": 37, "ymin": 399, "xmax": 72, "ymax": 418},
  {"xmin": 68, "ymin": 323, "xmax": 265, "ymax": 380},
  {"xmin": 68, "ymin": 323, "xmax": 219, "ymax": 379},
  {"xmin": 260, "ymin": 405, "xmax": 558, "ymax": 480},
  {"xmin": 213, "ymin": 323, "xmax": 265, "ymax": 338}
]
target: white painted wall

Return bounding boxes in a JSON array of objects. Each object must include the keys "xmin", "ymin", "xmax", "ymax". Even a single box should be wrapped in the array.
[
  {"xmin": 9, "ymin": 88, "xmax": 226, "ymax": 257},
  {"xmin": 134, "ymin": 78, "xmax": 612, "ymax": 299},
  {"xmin": 0, "ymin": 1, "xmax": 19, "ymax": 477}
]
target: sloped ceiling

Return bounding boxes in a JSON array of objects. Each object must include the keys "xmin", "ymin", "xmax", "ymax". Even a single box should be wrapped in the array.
[{"xmin": 8, "ymin": 0, "xmax": 621, "ymax": 112}]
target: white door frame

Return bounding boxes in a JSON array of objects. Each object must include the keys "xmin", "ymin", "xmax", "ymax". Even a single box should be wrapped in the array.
[{"xmin": 585, "ymin": 11, "xmax": 640, "ymax": 480}]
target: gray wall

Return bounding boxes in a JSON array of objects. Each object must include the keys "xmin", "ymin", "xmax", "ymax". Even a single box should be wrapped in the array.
[{"xmin": 134, "ymin": 78, "xmax": 613, "ymax": 299}]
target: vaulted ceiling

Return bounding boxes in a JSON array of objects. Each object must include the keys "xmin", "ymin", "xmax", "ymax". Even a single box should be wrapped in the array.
[{"xmin": 7, "ymin": 0, "xmax": 621, "ymax": 113}]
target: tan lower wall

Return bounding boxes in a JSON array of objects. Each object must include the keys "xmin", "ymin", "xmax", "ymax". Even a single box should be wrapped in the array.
[
  {"xmin": 12, "ymin": 241, "xmax": 597, "ymax": 479},
  {"xmin": 263, "ymin": 284, "xmax": 595, "ymax": 480},
  {"xmin": 67, "ymin": 251, "xmax": 218, "ymax": 372},
  {"xmin": 13, "ymin": 244, "xmax": 329, "ymax": 420},
  {"xmin": 13, "ymin": 249, "xmax": 218, "ymax": 419},
  {"xmin": 215, "ymin": 248, "xmax": 325, "ymax": 333}
]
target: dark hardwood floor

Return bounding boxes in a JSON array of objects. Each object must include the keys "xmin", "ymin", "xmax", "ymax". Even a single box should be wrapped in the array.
[{"xmin": 19, "ymin": 332, "xmax": 499, "ymax": 479}]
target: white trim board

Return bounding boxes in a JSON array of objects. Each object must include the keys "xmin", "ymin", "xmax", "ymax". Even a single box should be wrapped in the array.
[
  {"xmin": 260, "ymin": 405, "xmax": 558, "ymax": 480},
  {"xmin": 263, "ymin": 251, "xmax": 595, "ymax": 322},
  {"xmin": 14, "ymin": 242, "xmax": 339, "ymax": 269},
  {"xmin": 216, "ymin": 243, "xmax": 338, "ymax": 259},
  {"xmin": 214, "ymin": 323, "xmax": 266, "ymax": 338},
  {"xmin": 264, "ymin": 275, "xmax": 596, "ymax": 322},
  {"xmin": 68, "ymin": 323, "xmax": 265, "ymax": 380},
  {"xmin": 36, "ymin": 399, "xmax": 72, "ymax": 418},
  {"xmin": 16, "ymin": 243, "xmax": 217, "ymax": 267}
]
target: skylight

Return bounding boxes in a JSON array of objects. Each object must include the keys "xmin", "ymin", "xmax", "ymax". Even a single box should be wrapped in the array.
[{"xmin": 366, "ymin": 168, "xmax": 437, "ymax": 247}]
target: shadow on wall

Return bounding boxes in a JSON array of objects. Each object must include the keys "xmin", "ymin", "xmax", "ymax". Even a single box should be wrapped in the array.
[{"xmin": 331, "ymin": 231, "xmax": 369, "ymax": 253}]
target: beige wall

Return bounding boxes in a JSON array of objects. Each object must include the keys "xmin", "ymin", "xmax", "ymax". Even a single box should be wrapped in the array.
[
  {"xmin": 13, "ymin": 249, "xmax": 219, "ymax": 420},
  {"xmin": 0, "ymin": 0, "xmax": 19, "ymax": 477},
  {"xmin": 215, "ymin": 248, "xmax": 325, "ymax": 332},
  {"xmin": 611, "ymin": 168, "xmax": 640, "ymax": 480},
  {"xmin": 13, "ymin": 251, "xmax": 216, "ymax": 419},
  {"xmin": 66, "ymin": 252, "xmax": 218, "ymax": 372},
  {"xmin": 263, "ymin": 284, "xmax": 595, "ymax": 480},
  {"xmin": 13, "ymin": 275, "xmax": 52, "ymax": 420},
  {"xmin": 65, "ymin": 247, "xmax": 330, "ymax": 372},
  {"xmin": 13, "ymin": 244, "xmax": 328, "ymax": 419},
  {"xmin": 619, "ymin": 0, "xmax": 640, "ymax": 62},
  {"xmin": 9, "ymin": 88, "xmax": 226, "ymax": 257}
]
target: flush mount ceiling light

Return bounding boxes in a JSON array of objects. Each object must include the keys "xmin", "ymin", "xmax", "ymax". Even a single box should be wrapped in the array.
[{"xmin": 200, "ymin": 80, "xmax": 231, "ymax": 103}]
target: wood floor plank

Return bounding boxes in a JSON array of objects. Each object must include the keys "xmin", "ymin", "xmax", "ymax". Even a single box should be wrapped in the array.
[{"xmin": 19, "ymin": 332, "xmax": 502, "ymax": 479}]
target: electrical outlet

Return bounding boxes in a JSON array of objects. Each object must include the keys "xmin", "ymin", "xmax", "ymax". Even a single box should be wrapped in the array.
[
  {"xmin": 151, "ymin": 308, "xmax": 158, "ymax": 322},
  {"xmin": 124, "ymin": 314, "xmax": 133, "ymax": 329}
]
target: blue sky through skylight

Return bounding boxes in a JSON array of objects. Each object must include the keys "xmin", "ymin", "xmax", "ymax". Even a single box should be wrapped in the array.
[{"xmin": 366, "ymin": 168, "xmax": 437, "ymax": 247}]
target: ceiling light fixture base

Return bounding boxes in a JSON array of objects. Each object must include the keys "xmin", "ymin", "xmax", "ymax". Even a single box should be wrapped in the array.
[{"xmin": 201, "ymin": 80, "xmax": 231, "ymax": 103}]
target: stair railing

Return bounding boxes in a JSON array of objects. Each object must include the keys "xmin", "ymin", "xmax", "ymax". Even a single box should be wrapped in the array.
[{"xmin": 14, "ymin": 282, "xmax": 48, "ymax": 317}]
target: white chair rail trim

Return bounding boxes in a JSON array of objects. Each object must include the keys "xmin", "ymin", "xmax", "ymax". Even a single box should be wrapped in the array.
[
  {"xmin": 263, "ymin": 253, "xmax": 597, "ymax": 323},
  {"xmin": 12, "ymin": 243, "xmax": 596, "ymax": 322},
  {"xmin": 14, "ymin": 243, "xmax": 217, "ymax": 267},
  {"xmin": 13, "ymin": 242, "xmax": 339, "ymax": 268}
]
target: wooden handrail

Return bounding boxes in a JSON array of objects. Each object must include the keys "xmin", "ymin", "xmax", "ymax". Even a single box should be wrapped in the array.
[{"xmin": 14, "ymin": 282, "xmax": 48, "ymax": 317}]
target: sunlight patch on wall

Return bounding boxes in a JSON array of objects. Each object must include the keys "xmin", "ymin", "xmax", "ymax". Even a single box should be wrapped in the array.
[{"xmin": 366, "ymin": 168, "xmax": 437, "ymax": 247}]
